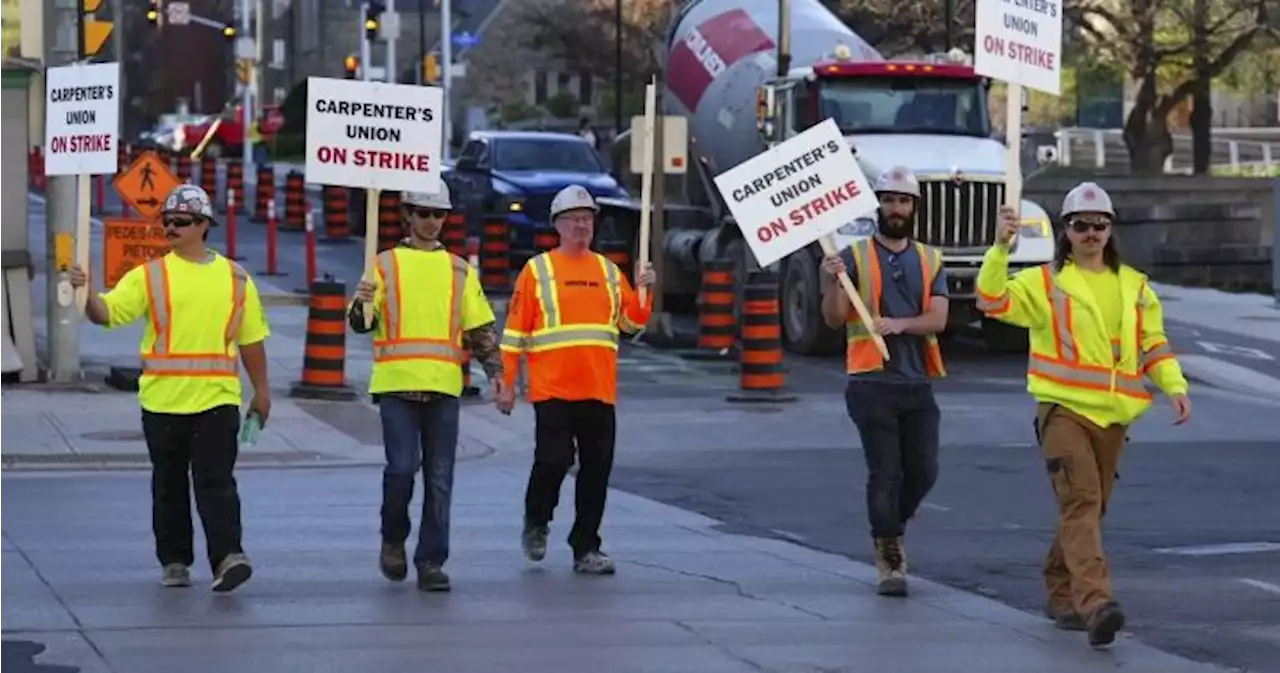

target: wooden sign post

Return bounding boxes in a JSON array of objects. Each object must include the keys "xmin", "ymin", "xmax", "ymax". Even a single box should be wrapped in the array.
[{"xmin": 636, "ymin": 77, "xmax": 657, "ymax": 307}]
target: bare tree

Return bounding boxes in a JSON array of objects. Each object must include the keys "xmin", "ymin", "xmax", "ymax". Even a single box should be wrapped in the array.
[
  {"xmin": 829, "ymin": 0, "xmax": 976, "ymax": 56},
  {"xmin": 1069, "ymin": 0, "xmax": 1277, "ymax": 173}
]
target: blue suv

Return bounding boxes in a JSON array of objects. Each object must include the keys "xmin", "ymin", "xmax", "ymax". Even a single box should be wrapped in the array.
[{"xmin": 445, "ymin": 131, "xmax": 628, "ymax": 265}]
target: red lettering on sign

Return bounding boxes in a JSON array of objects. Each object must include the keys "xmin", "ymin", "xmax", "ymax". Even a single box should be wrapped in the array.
[
  {"xmin": 1007, "ymin": 40, "xmax": 1056, "ymax": 70},
  {"xmin": 314, "ymin": 145, "xmax": 431, "ymax": 172},
  {"xmin": 755, "ymin": 180, "xmax": 864, "ymax": 243},
  {"xmin": 317, "ymin": 145, "xmax": 348, "ymax": 164},
  {"xmin": 49, "ymin": 133, "xmax": 113, "ymax": 154}
]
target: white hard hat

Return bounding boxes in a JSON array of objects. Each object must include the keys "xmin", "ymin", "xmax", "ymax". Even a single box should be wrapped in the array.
[
  {"xmin": 873, "ymin": 165, "xmax": 921, "ymax": 198},
  {"xmin": 550, "ymin": 184, "xmax": 598, "ymax": 219},
  {"xmin": 403, "ymin": 182, "xmax": 452, "ymax": 210},
  {"xmin": 1060, "ymin": 182, "xmax": 1115, "ymax": 219}
]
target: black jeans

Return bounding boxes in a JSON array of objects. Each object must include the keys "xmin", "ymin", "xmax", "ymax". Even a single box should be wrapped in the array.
[
  {"xmin": 140, "ymin": 404, "xmax": 245, "ymax": 572},
  {"xmin": 844, "ymin": 380, "xmax": 941, "ymax": 539},
  {"xmin": 379, "ymin": 395, "xmax": 460, "ymax": 567},
  {"xmin": 524, "ymin": 399, "xmax": 617, "ymax": 557}
]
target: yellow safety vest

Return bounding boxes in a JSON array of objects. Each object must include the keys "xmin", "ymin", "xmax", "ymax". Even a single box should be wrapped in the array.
[
  {"xmin": 141, "ymin": 256, "xmax": 247, "ymax": 377},
  {"xmin": 977, "ymin": 261, "xmax": 1176, "ymax": 426},
  {"xmin": 522, "ymin": 252, "xmax": 624, "ymax": 352},
  {"xmin": 368, "ymin": 247, "xmax": 470, "ymax": 395},
  {"xmin": 845, "ymin": 238, "xmax": 947, "ymax": 377}
]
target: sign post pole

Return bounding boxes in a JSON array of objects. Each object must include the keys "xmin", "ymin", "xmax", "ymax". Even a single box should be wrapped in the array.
[
  {"xmin": 817, "ymin": 235, "xmax": 889, "ymax": 359},
  {"xmin": 636, "ymin": 78, "xmax": 656, "ymax": 308},
  {"xmin": 362, "ymin": 188, "xmax": 381, "ymax": 330}
]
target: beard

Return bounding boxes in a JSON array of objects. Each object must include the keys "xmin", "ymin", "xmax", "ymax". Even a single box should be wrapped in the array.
[{"xmin": 877, "ymin": 209, "xmax": 915, "ymax": 240}]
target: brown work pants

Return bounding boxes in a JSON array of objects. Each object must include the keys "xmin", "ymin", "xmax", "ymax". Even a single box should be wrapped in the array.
[{"xmin": 1036, "ymin": 403, "xmax": 1127, "ymax": 617}]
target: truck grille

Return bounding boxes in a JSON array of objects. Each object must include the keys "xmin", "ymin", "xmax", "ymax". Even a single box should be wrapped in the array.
[
  {"xmin": 915, "ymin": 179, "xmax": 1006, "ymax": 249},
  {"xmin": 523, "ymin": 194, "xmax": 555, "ymax": 222}
]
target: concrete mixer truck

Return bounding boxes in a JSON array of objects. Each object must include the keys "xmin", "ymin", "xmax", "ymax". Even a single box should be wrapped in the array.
[{"xmin": 609, "ymin": 0, "xmax": 1054, "ymax": 354}]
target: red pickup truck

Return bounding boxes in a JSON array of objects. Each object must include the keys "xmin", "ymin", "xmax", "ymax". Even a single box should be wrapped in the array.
[{"xmin": 173, "ymin": 104, "xmax": 285, "ymax": 157}]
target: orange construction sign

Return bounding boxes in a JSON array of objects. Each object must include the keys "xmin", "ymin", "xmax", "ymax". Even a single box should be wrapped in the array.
[
  {"xmin": 112, "ymin": 151, "xmax": 182, "ymax": 222},
  {"xmin": 102, "ymin": 218, "xmax": 168, "ymax": 289}
]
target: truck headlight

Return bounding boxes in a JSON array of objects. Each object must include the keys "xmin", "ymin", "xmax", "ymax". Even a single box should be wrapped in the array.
[
  {"xmin": 1019, "ymin": 217, "xmax": 1050, "ymax": 238},
  {"xmin": 837, "ymin": 217, "xmax": 876, "ymax": 237},
  {"xmin": 503, "ymin": 196, "xmax": 525, "ymax": 213}
]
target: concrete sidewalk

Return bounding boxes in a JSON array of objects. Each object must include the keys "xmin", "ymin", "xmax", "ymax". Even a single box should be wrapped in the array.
[
  {"xmin": 1150, "ymin": 282, "xmax": 1278, "ymax": 343},
  {"xmin": 1, "ymin": 456, "xmax": 1226, "ymax": 673}
]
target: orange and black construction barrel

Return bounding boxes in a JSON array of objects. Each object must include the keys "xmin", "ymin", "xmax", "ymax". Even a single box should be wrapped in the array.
[
  {"xmin": 288, "ymin": 277, "xmax": 358, "ymax": 401},
  {"xmin": 377, "ymin": 191, "xmax": 402, "ymax": 252},
  {"xmin": 479, "ymin": 215, "xmax": 511, "ymax": 293},
  {"xmin": 283, "ymin": 171, "xmax": 306, "ymax": 231},
  {"xmin": 697, "ymin": 260, "xmax": 735, "ymax": 353},
  {"xmin": 726, "ymin": 272, "xmax": 796, "ymax": 403},
  {"xmin": 322, "ymin": 185, "xmax": 350, "ymax": 240},
  {"xmin": 532, "ymin": 228, "xmax": 558, "ymax": 253},
  {"xmin": 176, "ymin": 154, "xmax": 192, "ymax": 183},
  {"xmin": 224, "ymin": 160, "xmax": 244, "ymax": 213},
  {"xmin": 199, "ymin": 155, "xmax": 217, "ymax": 200},
  {"xmin": 253, "ymin": 165, "xmax": 274, "ymax": 222},
  {"xmin": 442, "ymin": 213, "xmax": 467, "ymax": 257}
]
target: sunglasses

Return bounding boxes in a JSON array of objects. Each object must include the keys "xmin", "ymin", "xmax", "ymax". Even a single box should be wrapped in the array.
[
  {"xmin": 406, "ymin": 206, "xmax": 447, "ymax": 219},
  {"xmin": 1069, "ymin": 220, "xmax": 1110, "ymax": 233},
  {"xmin": 163, "ymin": 216, "xmax": 200, "ymax": 228}
]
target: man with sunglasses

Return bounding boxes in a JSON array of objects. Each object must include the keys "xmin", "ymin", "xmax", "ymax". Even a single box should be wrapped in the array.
[
  {"xmin": 976, "ymin": 182, "xmax": 1191, "ymax": 648},
  {"xmin": 818, "ymin": 165, "xmax": 949, "ymax": 598},
  {"xmin": 68, "ymin": 184, "xmax": 270, "ymax": 593},
  {"xmin": 349, "ymin": 184, "xmax": 505, "ymax": 592}
]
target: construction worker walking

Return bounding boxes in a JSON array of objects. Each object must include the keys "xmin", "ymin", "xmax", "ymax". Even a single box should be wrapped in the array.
[
  {"xmin": 67, "ymin": 184, "xmax": 270, "ymax": 593},
  {"xmin": 976, "ymin": 183, "xmax": 1191, "ymax": 647},
  {"xmin": 349, "ymin": 184, "xmax": 505, "ymax": 592},
  {"xmin": 818, "ymin": 166, "xmax": 949, "ymax": 598},
  {"xmin": 499, "ymin": 184, "xmax": 655, "ymax": 575}
]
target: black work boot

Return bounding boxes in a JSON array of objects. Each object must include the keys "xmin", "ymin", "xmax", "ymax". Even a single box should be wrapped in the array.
[
  {"xmin": 1044, "ymin": 604, "xmax": 1086, "ymax": 631},
  {"xmin": 873, "ymin": 537, "xmax": 908, "ymax": 597},
  {"xmin": 380, "ymin": 541, "xmax": 408, "ymax": 582},
  {"xmin": 1086, "ymin": 601, "xmax": 1126, "ymax": 646},
  {"xmin": 416, "ymin": 563, "xmax": 451, "ymax": 592}
]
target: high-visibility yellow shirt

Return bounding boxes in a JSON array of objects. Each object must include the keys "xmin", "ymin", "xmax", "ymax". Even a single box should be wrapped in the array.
[
  {"xmin": 357, "ymin": 247, "xmax": 495, "ymax": 396},
  {"xmin": 101, "ymin": 252, "xmax": 270, "ymax": 414},
  {"xmin": 1079, "ymin": 267, "xmax": 1122, "ymax": 339},
  {"xmin": 976, "ymin": 245, "xmax": 1188, "ymax": 427}
]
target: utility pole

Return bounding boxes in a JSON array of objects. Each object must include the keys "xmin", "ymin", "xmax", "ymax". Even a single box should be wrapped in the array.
[
  {"xmin": 112, "ymin": 0, "xmax": 127, "ymax": 138},
  {"xmin": 360, "ymin": 3, "xmax": 372, "ymax": 81},
  {"xmin": 386, "ymin": 0, "xmax": 397, "ymax": 83},
  {"xmin": 46, "ymin": 0, "xmax": 83, "ymax": 381},
  {"xmin": 614, "ymin": 0, "xmax": 622, "ymax": 136},
  {"xmin": 255, "ymin": 0, "xmax": 266, "ymax": 114},
  {"xmin": 441, "ymin": 0, "xmax": 452, "ymax": 159},
  {"xmin": 418, "ymin": 0, "xmax": 426, "ymax": 85},
  {"xmin": 240, "ymin": 0, "xmax": 255, "ymax": 189}
]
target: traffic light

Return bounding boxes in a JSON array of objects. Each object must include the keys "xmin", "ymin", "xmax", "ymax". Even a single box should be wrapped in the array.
[
  {"xmin": 422, "ymin": 52, "xmax": 438, "ymax": 84},
  {"xmin": 80, "ymin": 0, "xmax": 114, "ymax": 57},
  {"xmin": 221, "ymin": 25, "xmax": 236, "ymax": 40},
  {"xmin": 364, "ymin": 2, "xmax": 384, "ymax": 42},
  {"xmin": 146, "ymin": 0, "xmax": 161, "ymax": 27},
  {"xmin": 344, "ymin": 55, "xmax": 358, "ymax": 79}
]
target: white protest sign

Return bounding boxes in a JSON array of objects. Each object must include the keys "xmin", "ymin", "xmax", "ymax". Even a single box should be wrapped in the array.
[
  {"xmin": 713, "ymin": 118, "xmax": 878, "ymax": 268},
  {"xmin": 973, "ymin": 0, "xmax": 1063, "ymax": 95},
  {"xmin": 304, "ymin": 76, "xmax": 445, "ymax": 193},
  {"xmin": 43, "ymin": 62, "xmax": 120, "ymax": 176}
]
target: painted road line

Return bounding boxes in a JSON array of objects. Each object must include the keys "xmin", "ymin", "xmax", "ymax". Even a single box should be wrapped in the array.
[
  {"xmin": 1177, "ymin": 354, "xmax": 1280, "ymax": 400},
  {"xmin": 1237, "ymin": 578, "xmax": 1280, "ymax": 596},
  {"xmin": 1153, "ymin": 542, "xmax": 1280, "ymax": 556}
]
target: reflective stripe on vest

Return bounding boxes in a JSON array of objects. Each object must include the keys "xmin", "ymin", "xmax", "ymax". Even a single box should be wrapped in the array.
[
  {"xmin": 506, "ymin": 253, "xmax": 620, "ymax": 352},
  {"xmin": 1135, "ymin": 281, "xmax": 1174, "ymax": 373},
  {"xmin": 140, "ymin": 256, "xmax": 246, "ymax": 376},
  {"xmin": 844, "ymin": 239, "xmax": 946, "ymax": 376},
  {"xmin": 1031, "ymin": 265, "xmax": 1150, "ymax": 400},
  {"xmin": 372, "ymin": 250, "xmax": 468, "ymax": 363}
]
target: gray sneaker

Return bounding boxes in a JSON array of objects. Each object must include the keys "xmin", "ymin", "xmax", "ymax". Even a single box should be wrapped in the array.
[
  {"xmin": 211, "ymin": 553, "xmax": 253, "ymax": 593},
  {"xmin": 416, "ymin": 563, "xmax": 451, "ymax": 592},
  {"xmin": 161, "ymin": 563, "xmax": 191, "ymax": 587},
  {"xmin": 573, "ymin": 550, "xmax": 616, "ymax": 575},
  {"xmin": 522, "ymin": 525, "xmax": 549, "ymax": 562}
]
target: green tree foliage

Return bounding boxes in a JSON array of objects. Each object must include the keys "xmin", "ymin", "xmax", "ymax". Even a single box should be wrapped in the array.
[{"xmin": 1, "ymin": 0, "xmax": 20, "ymax": 57}]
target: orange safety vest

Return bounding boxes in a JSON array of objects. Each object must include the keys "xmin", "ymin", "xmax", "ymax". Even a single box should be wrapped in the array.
[
  {"xmin": 845, "ymin": 238, "xmax": 947, "ymax": 377},
  {"xmin": 141, "ymin": 257, "xmax": 247, "ymax": 377},
  {"xmin": 519, "ymin": 251, "xmax": 628, "ymax": 351},
  {"xmin": 372, "ymin": 248, "xmax": 469, "ymax": 364}
]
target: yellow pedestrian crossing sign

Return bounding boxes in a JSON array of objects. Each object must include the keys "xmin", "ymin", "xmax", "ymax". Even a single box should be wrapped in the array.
[{"xmin": 236, "ymin": 59, "xmax": 252, "ymax": 84}]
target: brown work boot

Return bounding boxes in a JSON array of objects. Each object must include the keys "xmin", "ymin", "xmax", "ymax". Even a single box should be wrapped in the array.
[
  {"xmin": 873, "ymin": 537, "xmax": 908, "ymax": 597},
  {"xmin": 1086, "ymin": 600, "xmax": 1126, "ymax": 647},
  {"xmin": 1044, "ymin": 603, "xmax": 1086, "ymax": 631},
  {"xmin": 380, "ymin": 541, "xmax": 408, "ymax": 582}
]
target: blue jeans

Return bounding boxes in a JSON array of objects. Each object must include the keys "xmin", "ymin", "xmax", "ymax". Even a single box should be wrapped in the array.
[{"xmin": 379, "ymin": 395, "xmax": 460, "ymax": 567}]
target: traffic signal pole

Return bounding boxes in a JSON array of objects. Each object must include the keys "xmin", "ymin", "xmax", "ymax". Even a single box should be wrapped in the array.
[
  {"xmin": 46, "ymin": 0, "xmax": 85, "ymax": 381},
  {"xmin": 240, "ymin": 0, "xmax": 255, "ymax": 187},
  {"xmin": 360, "ymin": 3, "xmax": 372, "ymax": 81}
]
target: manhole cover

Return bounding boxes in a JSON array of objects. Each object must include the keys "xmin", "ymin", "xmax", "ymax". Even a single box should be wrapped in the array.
[{"xmin": 80, "ymin": 430, "xmax": 146, "ymax": 442}]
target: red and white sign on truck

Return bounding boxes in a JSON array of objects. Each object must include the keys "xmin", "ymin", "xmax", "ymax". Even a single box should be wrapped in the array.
[
  {"xmin": 713, "ymin": 119, "xmax": 878, "ymax": 268},
  {"xmin": 43, "ymin": 62, "xmax": 120, "ymax": 176}
]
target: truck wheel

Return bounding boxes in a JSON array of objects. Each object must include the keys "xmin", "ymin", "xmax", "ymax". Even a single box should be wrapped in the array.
[
  {"xmin": 981, "ymin": 317, "xmax": 1029, "ymax": 354},
  {"xmin": 780, "ymin": 250, "xmax": 842, "ymax": 355}
]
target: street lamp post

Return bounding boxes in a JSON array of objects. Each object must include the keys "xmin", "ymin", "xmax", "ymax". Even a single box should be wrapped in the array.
[{"xmin": 614, "ymin": 0, "xmax": 623, "ymax": 136}]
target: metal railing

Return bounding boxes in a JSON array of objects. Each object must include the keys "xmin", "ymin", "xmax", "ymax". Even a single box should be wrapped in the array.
[{"xmin": 1051, "ymin": 127, "xmax": 1280, "ymax": 175}]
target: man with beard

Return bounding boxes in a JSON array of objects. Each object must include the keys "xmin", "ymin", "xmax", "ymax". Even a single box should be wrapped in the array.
[
  {"xmin": 819, "ymin": 165, "xmax": 949, "ymax": 598},
  {"xmin": 68, "ymin": 184, "xmax": 269, "ymax": 593},
  {"xmin": 349, "ymin": 184, "xmax": 506, "ymax": 592},
  {"xmin": 977, "ymin": 184, "xmax": 1191, "ymax": 647}
]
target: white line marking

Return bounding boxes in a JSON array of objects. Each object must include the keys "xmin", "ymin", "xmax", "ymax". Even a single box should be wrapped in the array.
[
  {"xmin": 1238, "ymin": 578, "xmax": 1280, "ymax": 596},
  {"xmin": 1153, "ymin": 542, "xmax": 1280, "ymax": 556},
  {"xmin": 920, "ymin": 502, "xmax": 951, "ymax": 512},
  {"xmin": 1196, "ymin": 341, "xmax": 1275, "ymax": 361}
]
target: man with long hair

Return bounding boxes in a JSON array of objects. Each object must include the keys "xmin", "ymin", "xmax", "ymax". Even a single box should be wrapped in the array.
[{"xmin": 976, "ymin": 182, "xmax": 1192, "ymax": 648}]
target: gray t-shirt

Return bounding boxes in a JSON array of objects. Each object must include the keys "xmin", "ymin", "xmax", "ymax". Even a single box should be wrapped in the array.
[{"xmin": 838, "ymin": 239, "xmax": 949, "ymax": 382}]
